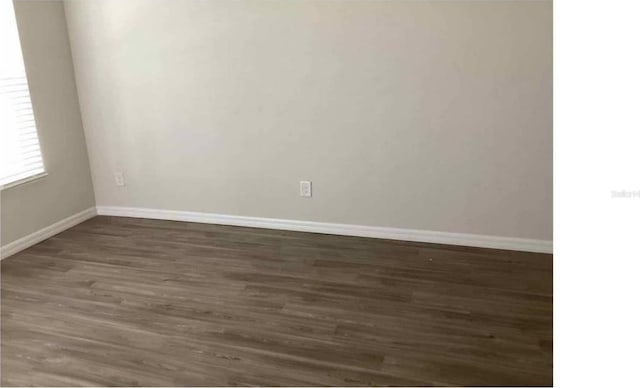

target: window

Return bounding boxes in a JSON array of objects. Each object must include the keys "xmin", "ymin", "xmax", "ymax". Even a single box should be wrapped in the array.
[{"xmin": 0, "ymin": 0, "xmax": 45, "ymax": 189}]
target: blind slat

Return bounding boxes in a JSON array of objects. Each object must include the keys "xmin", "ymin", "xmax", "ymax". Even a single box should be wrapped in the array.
[
  {"xmin": 1, "ymin": 165, "xmax": 45, "ymax": 178},
  {"xmin": 0, "ymin": 163, "xmax": 44, "ymax": 171},
  {"xmin": 18, "ymin": 137, "xmax": 41, "ymax": 144}
]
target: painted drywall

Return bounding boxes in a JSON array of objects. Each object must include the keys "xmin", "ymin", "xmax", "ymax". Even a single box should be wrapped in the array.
[
  {"xmin": 0, "ymin": 0, "xmax": 95, "ymax": 246},
  {"xmin": 64, "ymin": 0, "xmax": 552, "ymax": 241}
]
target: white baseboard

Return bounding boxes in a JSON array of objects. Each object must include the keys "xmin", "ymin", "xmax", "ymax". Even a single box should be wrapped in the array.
[
  {"xmin": 96, "ymin": 206, "xmax": 552, "ymax": 254},
  {"xmin": 0, "ymin": 207, "xmax": 97, "ymax": 260}
]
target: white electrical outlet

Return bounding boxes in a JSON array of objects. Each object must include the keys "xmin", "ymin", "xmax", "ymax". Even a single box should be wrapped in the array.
[
  {"xmin": 299, "ymin": 180, "xmax": 312, "ymax": 197},
  {"xmin": 114, "ymin": 172, "xmax": 126, "ymax": 187}
]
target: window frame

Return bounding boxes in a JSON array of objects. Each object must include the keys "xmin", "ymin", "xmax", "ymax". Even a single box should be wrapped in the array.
[
  {"xmin": 0, "ymin": 171, "xmax": 48, "ymax": 191},
  {"xmin": 0, "ymin": 1, "xmax": 47, "ymax": 191}
]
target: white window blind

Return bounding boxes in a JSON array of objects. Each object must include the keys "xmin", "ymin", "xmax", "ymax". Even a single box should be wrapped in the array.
[{"xmin": 0, "ymin": 0, "xmax": 45, "ymax": 189}]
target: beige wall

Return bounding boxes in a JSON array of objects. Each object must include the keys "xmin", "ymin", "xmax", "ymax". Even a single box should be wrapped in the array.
[
  {"xmin": 0, "ymin": 1, "xmax": 95, "ymax": 246},
  {"xmin": 64, "ymin": 0, "xmax": 552, "ymax": 240}
]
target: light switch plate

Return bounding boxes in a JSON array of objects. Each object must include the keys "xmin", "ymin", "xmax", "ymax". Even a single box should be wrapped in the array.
[
  {"xmin": 299, "ymin": 180, "xmax": 312, "ymax": 197},
  {"xmin": 114, "ymin": 172, "xmax": 126, "ymax": 187}
]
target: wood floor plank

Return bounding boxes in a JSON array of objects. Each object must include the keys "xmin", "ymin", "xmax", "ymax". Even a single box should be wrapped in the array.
[{"xmin": 1, "ymin": 216, "xmax": 552, "ymax": 386}]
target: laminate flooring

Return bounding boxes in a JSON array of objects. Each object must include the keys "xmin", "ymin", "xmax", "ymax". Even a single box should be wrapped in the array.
[{"xmin": 1, "ymin": 216, "xmax": 552, "ymax": 386}]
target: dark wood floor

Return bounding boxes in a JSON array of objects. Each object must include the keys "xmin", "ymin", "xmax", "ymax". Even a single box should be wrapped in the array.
[{"xmin": 1, "ymin": 216, "xmax": 552, "ymax": 386}]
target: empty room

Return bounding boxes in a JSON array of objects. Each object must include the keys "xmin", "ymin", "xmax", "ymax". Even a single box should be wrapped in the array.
[{"xmin": 1, "ymin": 0, "xmax": 636, "ymax": 387}]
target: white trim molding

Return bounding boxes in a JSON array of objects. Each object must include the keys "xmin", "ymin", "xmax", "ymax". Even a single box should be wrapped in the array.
[
  {"xmin": 0, "ymin": 207, "xmax": 97, "ymax": 259},
  {"xmin": 96, "ymin": 206, "xmax": 553, "ymax": 254}
]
